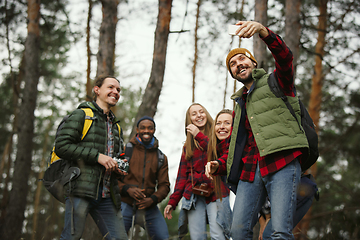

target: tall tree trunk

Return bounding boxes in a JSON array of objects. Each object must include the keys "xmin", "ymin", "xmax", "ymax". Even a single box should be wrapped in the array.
[
  {"xmin": 0, "ymin": 0, "xmax": 41, "ymax": 239},
  {"xmin": 84, "ymin": 1, "xmax": 120, "ymax": 238},
  {"xmin": 308, "ymin": 0, "xmax": 327, "ymax": 140},
  {"xmin": 96, "ymin": 0, "xmax": 119, "ymax": 77},
  {"xmin": 86, "ymin": 0, "xmax": 93, "ymax": 101},
  {"xmin": 285, "ymin": 0, "xmax": 301, "ymax": 75},
  {"xmin": 231, "ymin": 0, "xmax": 245, "ymax": 110},
  {"xmin": 253, "ymin": 0, "xmax": 268, "ymax": 71},
  {"xmin": 31, "ymin": 122, "xmax": 52, "ymax": 240},
  {"xmin": 0, "ymin": 138, "xmax": 12, "ymax": 223},
  {"xmin": 192, "ymin": 0, "xmax": 201, "ymax": 103},
  {"xmin": 295, "ymin": 1, "xmax": 327, "ymax": 239},
  {"xmin": 130, "ymin": 0, "xmax": 172, "ymax": 138}
]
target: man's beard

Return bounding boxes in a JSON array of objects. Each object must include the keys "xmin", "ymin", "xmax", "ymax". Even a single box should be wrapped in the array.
[{"xmin": 234, "ymin": 71, "xmax": 253, "ymax": 85}]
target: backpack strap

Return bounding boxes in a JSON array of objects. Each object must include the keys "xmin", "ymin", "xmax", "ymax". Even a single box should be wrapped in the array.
[
  {"xmin": 116, "ymin": 123, "xmax": 121, "ymax": 135},
  {"xmin": 50, "ymin": 108, "xmax": 94, "ymax": 164},
  {"xmin": 124, "ymin": 142, "xmax": 164, "ymax": 170},
  {"xmin": 80, "ymin": 108, "xmax": 94, "ymax": 140},
  {"xmin": 124, "ymin": 142, "xmax": 134, "ymax": 162},
  {"xmin": 157, "ymin": 149, "xmax": 165, "ymax": 170},
  {"xmin": 268, "ymin": 73, "xmax": 301, "ymax": 129},
  {"xmin": 50, "ymin": 146, "xmax": 60, "ymax": 164}
]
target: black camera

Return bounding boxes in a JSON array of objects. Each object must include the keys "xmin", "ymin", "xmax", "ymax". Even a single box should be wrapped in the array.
[{"xmin": 114, "ymin": 157, "xmax": 129, "ymax": 173}]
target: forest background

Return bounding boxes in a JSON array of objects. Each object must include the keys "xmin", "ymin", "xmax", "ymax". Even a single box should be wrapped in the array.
[{"xmin": 0, "ymin": 0, "xmax": 360, "ymax": 239}]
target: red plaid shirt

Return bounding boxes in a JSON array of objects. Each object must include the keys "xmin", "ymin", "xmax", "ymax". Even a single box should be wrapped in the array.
[
  {"xmin": 197, "ymin": 134, "xmax": 230, "ymax": 198},
  {"xmin": 168, "ymin": 132, "xmax": 219, "ymax": 209},
  {"xmin": 214, "ymin": 138, "xmax": 231, "ymax": 197},
  {"xmin": 237, "ymin": 28, "xmax": 302, "ymax": 182}
]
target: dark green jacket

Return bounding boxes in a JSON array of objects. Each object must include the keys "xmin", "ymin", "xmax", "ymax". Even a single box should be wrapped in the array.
[{"xmin": 54, "ymin": 101, "xmax": 123, "ymax": 210}]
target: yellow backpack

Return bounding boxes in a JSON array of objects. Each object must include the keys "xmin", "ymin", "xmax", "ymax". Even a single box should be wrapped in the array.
[
  {"xmin": 49, "ymin": 108, "xmax": 94, "ymax": 164},
  {"xmin": 43, "ymin": 108, "xmax": 121, "ymax": 202}
]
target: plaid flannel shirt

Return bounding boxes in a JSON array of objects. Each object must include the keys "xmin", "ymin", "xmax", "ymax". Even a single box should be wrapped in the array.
[
  {"xmin": 196, "ymin": 133, "xmax": 230, "ymax": 198},
  {"xmin": 167, "ymin": 132, "xmax": 219, "ymax": 209},
  {"xmin": 214, "ymin": 138, "xmax": 231, "ymax": 197},
  {"xmin": 238, "ymin": 28, "xmax": 302, "ymax": 182}
]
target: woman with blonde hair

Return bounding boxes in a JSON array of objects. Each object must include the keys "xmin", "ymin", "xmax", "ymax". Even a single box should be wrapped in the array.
[{"xmin": 164, "ymin": 103, "xmax": 228, "ymax": 240}]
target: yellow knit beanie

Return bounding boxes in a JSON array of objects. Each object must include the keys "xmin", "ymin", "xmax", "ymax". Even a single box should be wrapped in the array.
[{"xmin": 226, "ymin": 48, "xmax": 257, "ymax": 77}]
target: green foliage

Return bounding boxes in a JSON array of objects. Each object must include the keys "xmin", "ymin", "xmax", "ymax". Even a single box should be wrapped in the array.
[
  {"xmin": 0, "ymin": 74, "xmax": 16, "ymax": 155},
  {"xmin": 114, "ymin": 86, "xmax": 143, "ymax": 142}
]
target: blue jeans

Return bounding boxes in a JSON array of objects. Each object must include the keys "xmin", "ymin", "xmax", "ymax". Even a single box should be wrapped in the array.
[
  {"xmin": 121, "ymin": 202, "xmax": 169, "ymax": 240},
  {"xmin": 215, "ymin": 196, "xmax": 233, "ymax": 239},
  {"xmin": 187, "ymin": 195, "xmax": 227, "ymax": 240},
  {"xmin": 262, "ymin": 192, "xmax": 314, "ymax": 239},
  {"xmin": 60, "ymin": 195, "xmax": 127, "ymax": 240},
  {"xmin": 231, "ymin": 159, "xmax": 301, "ymax": 240}
]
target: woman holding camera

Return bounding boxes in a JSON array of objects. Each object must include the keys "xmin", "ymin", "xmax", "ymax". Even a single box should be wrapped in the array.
[{"xmin": 164, "ymin": 103, "xmax": 228, "ymax": 240}]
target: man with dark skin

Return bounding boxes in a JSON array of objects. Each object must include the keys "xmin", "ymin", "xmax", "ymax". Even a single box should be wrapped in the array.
[{"xmin": 119, "ymin": 116, "xmax": 170, "ymax": 240}]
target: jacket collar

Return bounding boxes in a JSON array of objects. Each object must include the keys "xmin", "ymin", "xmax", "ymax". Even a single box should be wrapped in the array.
[
  {"xmin": 230, "ymin": 68, "xmax": 267, "ymax": 101},
  {"xmin": 130, "ymin": 134, "xmax": 159, "ymax": 150},
  {"xmin": 78, "ymin": 101, "xmax": 119, "ymax": 123}
]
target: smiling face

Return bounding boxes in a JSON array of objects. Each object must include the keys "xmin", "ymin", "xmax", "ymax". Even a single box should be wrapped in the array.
[
  {"xmin": 94, "ymin": 77, "xmax": 121, "ymax": 111},
  {"xmin": 229, "ymin": 54, "xmax": 257, "ymax": 88},
  {"xmin": 189, "ymin": 104, "xmax": 207, "ymax": 129},
  {"xmin": 215, "ymin": 113, "xmax": 232, "ymax": 140},
  {"xmin": 136, "ymin": 119, "xmax": 155, "ymax": 145}
]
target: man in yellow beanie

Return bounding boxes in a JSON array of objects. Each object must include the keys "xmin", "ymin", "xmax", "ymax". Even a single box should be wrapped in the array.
[{"xmin": 205, "ymin": 21, "xmax": 308, "ymax": 239}]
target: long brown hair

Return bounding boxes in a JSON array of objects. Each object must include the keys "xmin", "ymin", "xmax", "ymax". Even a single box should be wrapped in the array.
[
  {"xmin": 207, "ymin": 109, "xmax": 232, "ymax": 200},
  {"xmin": 184, "ymin": 103, "xmax": 213, "ymax": 161}
]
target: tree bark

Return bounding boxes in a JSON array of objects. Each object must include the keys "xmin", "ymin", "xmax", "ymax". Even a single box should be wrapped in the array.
[
  {"xmin": 96, "ymin": 0, "xmax": 119, "ymax": 77},
  {"xmin": 295, "ymin": 1, "xmax": 327, "ymax": 239},
  {"xmin": 130, "ymin": 0, "xmax": 172, "ymax": 138},
  {"xmin": 83, "ymin": 1, "xmax": 120, "ymax": 238},
  {"xmin": 86, "ymin": 0, "xmax": 94, "ymax": 101},
  {"xmin": 285, "ymin": 0, "xmax": 301, "ymax": 75},
  {"xmin": 192, "ymin": 0, "xmax": 201, "ymax": 103},
  {"xmin": 308, "ymin": 0, "xmax": 327, "ymax": 181},
  {"xmin": 232, "ymin": 0, "xmax": 245, "ymax": 110},
  {"xmin": 253, "ymin": 0, "xmax": 268, "ymax": 71},
  {"xmin": 0, "ymin": 0, "xmax": 41, "ymax": 239},
  {"xmin": 31, "ymin": 122, "xmax": 52, "ymax": 240}
]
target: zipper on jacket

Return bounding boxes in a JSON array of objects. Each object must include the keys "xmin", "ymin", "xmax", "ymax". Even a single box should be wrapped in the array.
[
  {"xmin": 96, "ymin": 170, "xmax": 103, "ymax": 200},
  {"xmin": 141, "ymin": 150, "xmax": 146, "ymax": 189}
]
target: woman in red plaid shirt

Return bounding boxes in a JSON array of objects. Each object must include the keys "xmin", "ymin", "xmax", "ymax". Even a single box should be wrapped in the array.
[
  {"xmin": 206, "ymin": 109, "xmax": 234, "ymax": 239},
  {"xmin": 164, "ymin": 103, "xmax": 230, "ymax": 239}
]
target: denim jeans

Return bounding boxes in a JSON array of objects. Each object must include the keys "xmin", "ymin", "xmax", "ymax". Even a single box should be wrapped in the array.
[
  {"xmin": 262, "ymin": 193, "xmax": 314, "ymax": 239},
  {"xmin": 121, "ymin": 202, "xmax": 169, "ymax": 240},
  {"xmin": 231, "ymin": 159, "xmax": 301, "ymax": 240},
  {"xmin": 186, "ymin": 195, "xmax": 227, "ymax": 240},
  {"xmin": 215, "ymin": 196, "xmax": 233, "ymax": 239},
  {"xmin": 60, "ymin": 195, "xmax": 127, "ymax": 240}
]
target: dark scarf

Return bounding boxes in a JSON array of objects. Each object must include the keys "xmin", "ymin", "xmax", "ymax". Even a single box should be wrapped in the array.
[{"xmin": 136, "ymin": 135, "xmax": 155, "ymax": 149}]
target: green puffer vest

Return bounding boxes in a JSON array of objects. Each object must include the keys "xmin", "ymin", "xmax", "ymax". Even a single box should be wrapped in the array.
[
  {"xmin": 227, "ymin": 69, "xmax": 308, "ymax": 177},
  {"xmin": 54, "ymin": 101, "xmax": 123, "ymax": 210}
]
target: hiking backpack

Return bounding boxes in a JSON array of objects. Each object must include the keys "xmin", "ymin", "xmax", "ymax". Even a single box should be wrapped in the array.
[
  {"xmin": 268, "ymin": 73, "xmax": 319, "ymax": 171},
  {"xmin": 42, "ymin": 108, "xmax": 121, "ymax": 203},
  {"xmin": 123, "ymin": 142, "xmax": 165, "ymax": 171}
]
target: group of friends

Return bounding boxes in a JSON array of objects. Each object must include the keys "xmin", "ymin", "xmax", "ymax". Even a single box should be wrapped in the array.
[{"xmin": 55, "ymin": 21, "xmax": 317, "ymax": 240}]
